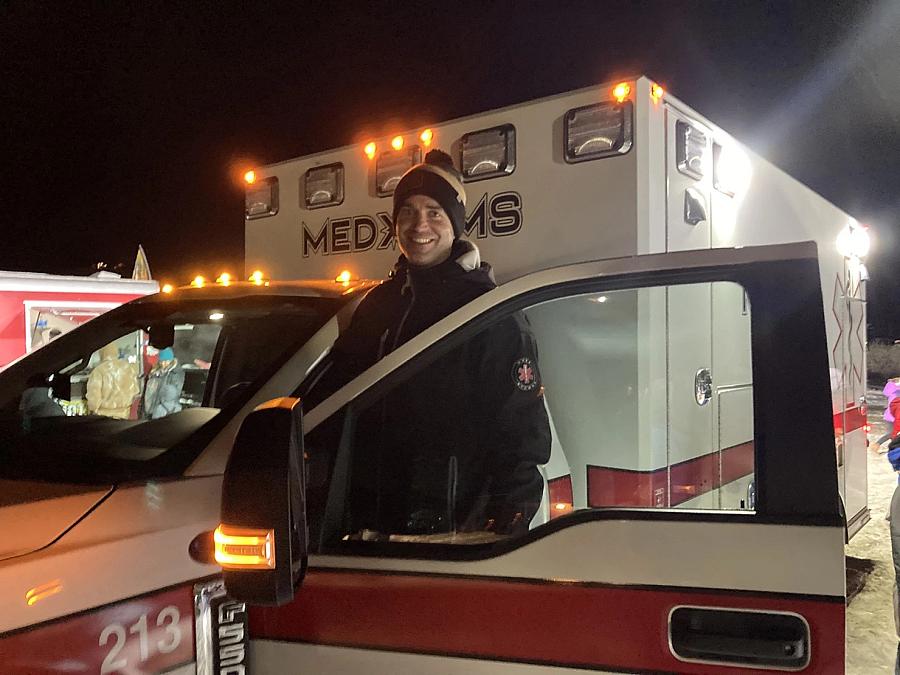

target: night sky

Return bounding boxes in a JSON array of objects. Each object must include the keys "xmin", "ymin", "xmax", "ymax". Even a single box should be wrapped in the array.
[{"xmin": 2, "ymin": 1, "xmax": 898, "ymax": 336}]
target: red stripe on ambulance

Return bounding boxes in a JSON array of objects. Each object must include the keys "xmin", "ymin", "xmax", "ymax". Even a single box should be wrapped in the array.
[
  {"xmin": 0, "ymin": 584, "xmax": 194, "ymax": 674},
  {"xmin": 834, "ymin": 404, "xmax": 865, "ymax": 435},
  {"xmin": 249, "ymin": 569, "xmax": 844, "ymax": 673},
  {"xmin": 587, "ymin": 441, "xmax": 754, "ymax": 508}
]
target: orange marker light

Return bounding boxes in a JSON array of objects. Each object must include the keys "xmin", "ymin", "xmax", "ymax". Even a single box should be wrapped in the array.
[
  {"xmin": 249, "ymin": 270, "xmax": 265, "ymax": 285},
  {"xmin": 364, "ymin": 142, "xmax": 377, "ymax": 159},
  {"xmin": 214, "ymin": 525, "xmax": 276, "ymax": 570},
  {"xmin": 420, "ymin": 128, "xmax": 434, "ymax": 146},
  {"xmin": 191, "ymin": 275, "xmax": 205, "ymax": 288},
  {"xmin": 613, "ymin": 82, "xmax": 631, "ymax": 103},
  {"xmin": 216, "ymin": 273, "xmax": 232, "ymax": 286},
  {"xmin": 391, "ymin": 135, "xmax": 404, "ymax": 151},
  {"xmin": 650, "ymin": 83, "xmax": 665, "ymax": 103},
  {"xmin": 25, "ymin": 580, "xmax": 63, "ymax": 607},
  {"xmin": 244, "ymin": 170, "xmax": 256, "ymax": 185},
  {"xmin": 335, "ymin": 270, "xmax": 352, "ymax": 284},
  {"xmin": 161, "ymin": 283, "xmax": 174, "ymax": 294}
]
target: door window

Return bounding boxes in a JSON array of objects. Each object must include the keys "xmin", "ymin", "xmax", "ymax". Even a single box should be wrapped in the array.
[{"xmin": 308, "ymin": 280, "xmax": 755, "ymax": 550}]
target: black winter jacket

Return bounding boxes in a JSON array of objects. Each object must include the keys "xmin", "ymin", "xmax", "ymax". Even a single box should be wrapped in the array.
[{"xmin": 322, "ymin": 240, "xmax": 551, "ymax": 535}]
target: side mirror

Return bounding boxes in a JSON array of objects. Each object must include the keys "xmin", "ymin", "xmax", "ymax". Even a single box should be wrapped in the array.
[
  {"xmin": 148, "ymin": 322, "xmax": 175, "ymax": 349},
  {"xmin": 216, "ymin": 397, "xmax": 308, "ymax": 606}
]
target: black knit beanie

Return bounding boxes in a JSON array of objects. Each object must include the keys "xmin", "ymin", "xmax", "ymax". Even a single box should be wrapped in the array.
[{"xmin": 392, "ymin": 149, "xmax": 467, "ymax": 239}]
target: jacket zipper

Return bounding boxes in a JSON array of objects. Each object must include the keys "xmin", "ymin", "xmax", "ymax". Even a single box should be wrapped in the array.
[
  {"xmin": 392, "ymin": 275, "xmax": 415, "ymax": 352},
  {"xmin": 376, "ymin": 275, "xmax": 415, "ymax": 530}
]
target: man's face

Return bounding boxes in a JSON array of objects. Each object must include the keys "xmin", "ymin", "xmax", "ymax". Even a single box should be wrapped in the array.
[{"xmin": 395, "ymin": 194, "xmax": 455, "ymax": 268}]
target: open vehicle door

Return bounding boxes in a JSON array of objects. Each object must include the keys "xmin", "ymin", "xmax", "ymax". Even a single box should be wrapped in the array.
[{"xmin": 217, "ymin": 242, "xmax": 845, "ymax": 674}]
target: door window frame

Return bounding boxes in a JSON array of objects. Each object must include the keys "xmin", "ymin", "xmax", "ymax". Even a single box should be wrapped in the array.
[{"xmin": 303, "ymin": 244, "xmax": 842, "ymax": 561}]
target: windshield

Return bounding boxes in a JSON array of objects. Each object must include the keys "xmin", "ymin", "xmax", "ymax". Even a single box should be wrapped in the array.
[{"xmin": 0, "ymin": 294, "xmax": 344, "ymax": 484}]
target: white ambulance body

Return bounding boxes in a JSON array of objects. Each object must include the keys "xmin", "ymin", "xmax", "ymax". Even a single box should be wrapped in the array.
[
  {"xmin": 246, "ymin": 75, "xmax": 868, "ymax": 536},
  {"xmin": 0, "ymin": 76, "xmax": 857, "ymax": 673}
]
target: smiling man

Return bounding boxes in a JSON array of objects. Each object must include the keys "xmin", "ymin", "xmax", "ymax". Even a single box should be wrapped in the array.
[{"xmin": 316, "ymin": 149, "xmax": 551, "ymax": 537}]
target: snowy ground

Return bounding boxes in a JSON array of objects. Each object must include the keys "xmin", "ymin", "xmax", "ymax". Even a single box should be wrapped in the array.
[{"xmin": 846, "ymin": 385, "xmax": 897, "ymax": 674}]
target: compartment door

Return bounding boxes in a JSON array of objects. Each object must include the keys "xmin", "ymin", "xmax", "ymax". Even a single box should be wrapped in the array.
[{"xmin": 666, "ymin": 106, "xmax": 712, "ymax": 253}]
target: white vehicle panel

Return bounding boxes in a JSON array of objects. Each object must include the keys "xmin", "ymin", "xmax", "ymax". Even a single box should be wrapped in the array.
[
  {"xmin": 0, "ymin": 476, "xmax": 220, "ymax": 633},
  {"xmin": 254, "ymin": 641, "xmax": 620, "ymax": 674},
  {"xmin": 311, "ymin": 519, "xmax": 844, "ymax": 597},
  {"xmin": 0, "ymin": 481, "xmax": 110, "ymax": 561}
]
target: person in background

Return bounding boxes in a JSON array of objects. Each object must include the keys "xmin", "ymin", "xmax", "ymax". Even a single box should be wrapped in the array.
[
  {"xmin": 872, "ymin": 378, "xmax": 900, "ymax": 452},
  {"xmin": 86, "ymin": 343, "xmax": 140, "ymax": 419},
  {"xmin": 143, "ymin": 347, "xmax": 185, "ymax": 419},
  {"xmin": 884, "ymin": 385, "xmax": 900, "ymax": 673}
]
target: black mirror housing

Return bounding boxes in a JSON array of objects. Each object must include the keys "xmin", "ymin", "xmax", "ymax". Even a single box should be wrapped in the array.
[{"xmin": 219, "ymin": 397, "xmax": 308, "ymax": 606}]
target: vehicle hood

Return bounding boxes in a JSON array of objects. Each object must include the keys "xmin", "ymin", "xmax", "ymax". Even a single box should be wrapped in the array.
[{"xmin": 0, "ymin": 480, "xmax": 112, "ymax": 561}]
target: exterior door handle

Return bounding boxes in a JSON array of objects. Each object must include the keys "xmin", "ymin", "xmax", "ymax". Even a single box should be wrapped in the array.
[
  {"xmin": 669, "ymin": 606, "xmax": 809, "ymax": 669},
  {"xmin": 694, "ymin": 368, "xmax": 712, "ymax": 406}
]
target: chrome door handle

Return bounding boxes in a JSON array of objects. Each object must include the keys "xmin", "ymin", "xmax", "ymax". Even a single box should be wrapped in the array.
[{"xmin": 694, "ymin": 368, "xmax": 712, "ymax": 406}]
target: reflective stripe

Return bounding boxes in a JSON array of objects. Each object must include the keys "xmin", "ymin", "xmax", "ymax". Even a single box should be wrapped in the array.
[
  {"xmin": 0, "ymin": 584, "xmax": 194, "ymax": 673},
  {"xmin": 249, "ymin": 569, "xmax": 844, "ymax": 673}
]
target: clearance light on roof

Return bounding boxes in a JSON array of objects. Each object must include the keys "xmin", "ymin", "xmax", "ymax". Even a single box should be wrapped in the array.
[
  {"xmin": 249, "ymin": 270, "xmax": 265, "ymax": 284},
  {"xmin": 391, "ymin": 135, "xmax": 404, "ymax": 151},
  {"xmin": 214, "ymin": 525, "xmax": 276, "ymax": 570},
  {"xmin": 244, "ymin": 170, "xmax": 257, "ymax": 185},
  {"xmin": 364, "ymin": 142, "xmax": 377, "ymax": 160},
  {"xmin": 420, "ymin": 128, "xmax": 434, "ymax": 146},
  {"xmin": 650, "ymin": 83, "xmax": 665, "ymax": 103},
  {"xmin": 335, "ymin": 270, "xmax": 352, "ymax": 284},
  {"xmin": 161, "ymin": 283, "xmax": 174, "ymax": 294},
  {"xmin": 191, "ymin": 276, "xmax": 205, "ymax": 288},
  {"xmin": 216, "ymin": 273, "xmax": 232, "ymax": 286},
  {"xmin": 613, "ymin": 82, "xmax": 631, "ymax": 103}
]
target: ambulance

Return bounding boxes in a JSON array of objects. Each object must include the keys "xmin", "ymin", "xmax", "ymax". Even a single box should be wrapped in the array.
[{"xmin": 0, "ymin": 76, "xmax": 865, "ymax": 673}]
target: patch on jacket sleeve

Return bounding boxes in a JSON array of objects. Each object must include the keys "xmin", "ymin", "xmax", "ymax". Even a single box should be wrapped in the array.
[{"xmin": 511, "ymin": 357, "xmax": 539, "ymax": 392}]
